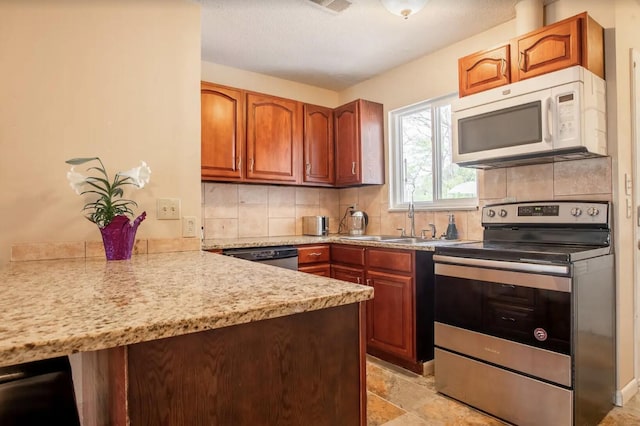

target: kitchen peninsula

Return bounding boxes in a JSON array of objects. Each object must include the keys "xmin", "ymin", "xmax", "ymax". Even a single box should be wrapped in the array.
[{"xmin": 0, "ymin": 251, "xmax": 373, "ymax": 425}]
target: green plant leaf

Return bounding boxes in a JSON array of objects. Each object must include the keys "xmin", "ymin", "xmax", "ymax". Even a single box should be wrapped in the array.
[{"xmin": 65, "ymin": 157, "xmax": 100, "ymax": 165}]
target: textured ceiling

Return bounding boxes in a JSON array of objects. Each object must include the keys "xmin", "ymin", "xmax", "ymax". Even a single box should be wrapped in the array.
[{"xmin": 200, "ymin": 0, "xmax": 522, "ymax": 91}]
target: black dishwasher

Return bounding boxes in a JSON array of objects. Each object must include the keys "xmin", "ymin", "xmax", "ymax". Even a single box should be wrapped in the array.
[{"xmin": 222, "ymin": 246, "xmax": 299, "ymax": 270}]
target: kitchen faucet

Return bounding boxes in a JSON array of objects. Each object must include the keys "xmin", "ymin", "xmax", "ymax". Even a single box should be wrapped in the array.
[{"xmin": 408, "ymin": 201, "xmax": 415, "ymax": 237}]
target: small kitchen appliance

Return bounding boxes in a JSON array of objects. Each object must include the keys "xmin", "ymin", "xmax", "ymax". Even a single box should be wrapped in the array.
[
  {"xmin": 302, "ymin": 216, "xmax": 329, "ymax": 236},
  {"xmin": 433, "ymin": 200, "xmax": 614, "ymax": 426},
  {"xmin": 348, "ymin": 209, "xmax": 368, "ymax": 236}
]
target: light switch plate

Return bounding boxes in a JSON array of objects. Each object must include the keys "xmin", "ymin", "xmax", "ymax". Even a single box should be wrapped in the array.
[{"xmin": 157, "ymin": 198, "xmax": 181, "ymax": 220}]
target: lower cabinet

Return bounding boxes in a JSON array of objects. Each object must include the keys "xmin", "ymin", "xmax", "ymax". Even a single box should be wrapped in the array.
[
  {"xmin": 331, "ymin": 244, "xmax": 434, "ymax": 373},
  {"xmin": 297, "ymin": 244, "xmax": 331, "ymax": 277}
]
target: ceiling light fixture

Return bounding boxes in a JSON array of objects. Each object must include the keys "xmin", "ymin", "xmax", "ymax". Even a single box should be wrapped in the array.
[{"xmin": 380, "ymin": 0, "xmax": 429, "ymax": 19}]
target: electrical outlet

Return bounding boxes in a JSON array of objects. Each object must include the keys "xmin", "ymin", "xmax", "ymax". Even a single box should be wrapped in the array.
[
  {"xmin": 182, "ymin": 216, "xmax": 197, "ymax": 237},
  {"xmin": 157, "ymin": 198, "xmax": 181, "ymax": 220}
]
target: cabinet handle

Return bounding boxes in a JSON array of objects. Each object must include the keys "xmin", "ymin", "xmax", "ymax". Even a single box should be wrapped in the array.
[
  {"xmin": 249, "ymin": 157, "xmax": 254, "ymax": 172},
  {"xmin": 500, "ymin": 58, "xmax": 507, "ymax": 77},
  {"xmin": 518, "ymin": 51, "xmax": 525, "ymax": 71},
  {"xmin": 501, "ymin": 284, "xmax": 516, "ymax": 289},
  {"xmin": 306, "ymin": 162, "xmax": 311, "ymax": 175},
  {"xmin": 237, "ymin": 157, "xmax": 242, "ymax": 170},
  {"xmin": 308, "ymin": 252, "xmax": 322, "ymax": 256},
  {"xmin": 356, "ymin": 277, "xmax": 361, "ymax": 284},
  {"xmin": 500, "ymin": 316, "xmax": 517, "ymax": 322},
  {"xmin": 366, "ymin": 279, "xmax": 371, "ymax": 286},
  {"xmin": 351, "ymin": 161, "xmax": 356, "ymax": 175}
]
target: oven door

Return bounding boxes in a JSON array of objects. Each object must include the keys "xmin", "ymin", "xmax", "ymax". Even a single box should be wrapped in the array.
[{"xmin": 434, "ymin": 256, "xmax": 572, "ymax": 355}]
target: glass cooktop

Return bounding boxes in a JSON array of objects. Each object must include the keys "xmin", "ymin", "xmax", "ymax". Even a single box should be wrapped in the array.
[{"xmin": 436, "ymin": 241, "xmax": 611, "ymax": 263}]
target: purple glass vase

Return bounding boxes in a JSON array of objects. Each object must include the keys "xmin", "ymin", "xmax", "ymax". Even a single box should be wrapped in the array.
[{"xmin": 99, "ymin": 212, "xmax": 146, "ymax": 260}]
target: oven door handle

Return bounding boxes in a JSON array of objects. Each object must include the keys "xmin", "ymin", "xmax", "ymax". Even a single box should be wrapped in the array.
[{"xmin": 433, "ymin": 255, "xmax": 569, "ymax": 276}]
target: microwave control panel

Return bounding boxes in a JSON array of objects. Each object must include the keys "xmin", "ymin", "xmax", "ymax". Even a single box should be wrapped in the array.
[{"xmin": 557, "ymin": 92, "xmax": 577, "ymax": 141}]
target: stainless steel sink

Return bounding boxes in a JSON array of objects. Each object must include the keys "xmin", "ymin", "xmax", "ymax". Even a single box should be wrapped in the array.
[
  {"xmin": 338, "ymin": 235, "xmax": 401, "ymax": 241},
  {"xmin": 385, "ymin": 237, "xmax": 461, "ymax": 245},
  {"xmin": 339, "ymin": 235, "xmax": 462, "ymax": 246}
]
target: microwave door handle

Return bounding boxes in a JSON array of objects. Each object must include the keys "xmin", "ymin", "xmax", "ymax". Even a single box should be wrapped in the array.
[{"xmin": 545, "ymin": 97, "xmax": 554, "ymax": 142}]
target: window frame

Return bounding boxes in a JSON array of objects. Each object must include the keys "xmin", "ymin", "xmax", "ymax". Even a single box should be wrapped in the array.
[{"xmin": 388, "ymin": 93, "xmax": 478, "ymax": 212}]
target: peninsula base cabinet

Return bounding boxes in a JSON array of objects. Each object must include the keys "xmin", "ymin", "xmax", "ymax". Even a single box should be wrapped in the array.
[
  {"xmin": 78, "ymin": 304, "xmax": 366, "ymax": 426},
  {"xmin": 331, "ymin": 245, "xmax": 434, "ymax": 373}
]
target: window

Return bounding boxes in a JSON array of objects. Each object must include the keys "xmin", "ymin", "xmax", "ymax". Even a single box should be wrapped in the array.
[{"xmin": 389, "ymin": 93, "xmax": 477, "ymax": 210}]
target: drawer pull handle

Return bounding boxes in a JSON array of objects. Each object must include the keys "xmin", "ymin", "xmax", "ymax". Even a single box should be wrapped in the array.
[
  {"xmin": 501, "ymin": 284, "xmax": 516, "ymax": 289},
  {"xmin": 501, "ymin": 316, "xmax": 517, "ymax": 322},
  {"xmin": 351, "ymin": 161, "xmax": 356, "ymax": 175},
  {"xmin": 308, "ymin": 252, "xmax": 322, "ymax": 256},
  {"xmin": 356, "ymin": 277, "xmax": 361, "ymax": 284}
]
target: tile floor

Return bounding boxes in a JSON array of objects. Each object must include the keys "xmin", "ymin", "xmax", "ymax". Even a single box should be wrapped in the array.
[{"xmin": 366, "ymin": 356, "xmax": 640, "ymax": 426}]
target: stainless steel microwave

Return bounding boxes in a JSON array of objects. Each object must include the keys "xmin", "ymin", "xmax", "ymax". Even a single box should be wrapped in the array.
[{"xmin": 452, "ymin": 66, "xmax": 607, "ymax": 169}]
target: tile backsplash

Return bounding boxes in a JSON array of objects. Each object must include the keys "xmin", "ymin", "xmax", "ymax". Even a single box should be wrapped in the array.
[{"xmin": 201, "ymin": 156, "xmax": 613, "ymax": 241}]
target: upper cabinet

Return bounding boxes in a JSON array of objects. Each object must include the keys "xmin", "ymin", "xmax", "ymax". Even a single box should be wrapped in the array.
[
  {"xmin": 246, "ymin": 93, "xmax": 302, "ymax": 183},
  {"xmin": 303, "ymin": 104, "xmax": 334, "ymax": 186},
  {"xmin": 514, "ymin": 12, "xmax": 604, "ymax": 81},
  {"xmin": 458, "ymin": 12, "xmax": 604, "ymax": 97},
  {"xmin": 458, "ymin": 44, "xmax": 511, "ymax": 97},
  {"xmin": 334, "ymin": 99, "xmax": 384, "ymax": 187},
  {"xmin": 201, "ymin": 82, "xmax": 244, "ymax": 181},
  {"xmin": 201, "ymin": 82, "xmax": 384, "ymax": 188}
]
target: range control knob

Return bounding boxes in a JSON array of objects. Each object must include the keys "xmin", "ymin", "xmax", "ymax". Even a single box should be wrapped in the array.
[
  {"xmin": 587, "ymin": 207, "xmax": 600, "ymax": 216},
  {"xmin": 570, "ymin": 207, "xmax": 583, "ymax": 217},
  {"xmin": 486, "ymin": 209, "xmax": 496, "ymax": 218},
  {"xmin": 499, "ymin": 209, "xmax": 508, "ymax": 218}
]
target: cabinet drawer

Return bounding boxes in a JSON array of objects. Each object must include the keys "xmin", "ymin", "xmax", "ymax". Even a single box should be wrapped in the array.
[
  {"xmin": 299, "ymin": 264, "xmax": 331, "ymax": 277},
  {"xmin": 331, "ymin": 244, "xmax": 365, "ymax": 266},
  {"xmin": 367, "ymin": 248, "xmax": 413, "ymax": 274},
  {"xmin": 298, "ymin": 244, "xmax": 330, "ymax": 264}
]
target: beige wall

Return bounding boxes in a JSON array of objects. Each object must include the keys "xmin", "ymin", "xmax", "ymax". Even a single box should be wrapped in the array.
[
  {"xmin": 201, "ymin": 61, "xmax": 339, "ymax": 108},
  {"xmin": 0, "ymin": 0, "xmax": 202, "ymax": 266}
]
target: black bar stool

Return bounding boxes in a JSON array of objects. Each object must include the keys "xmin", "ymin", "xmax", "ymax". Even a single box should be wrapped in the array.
[{"xmin": 0, "ymin": 356, "xmax": 81, "ymax": 426}]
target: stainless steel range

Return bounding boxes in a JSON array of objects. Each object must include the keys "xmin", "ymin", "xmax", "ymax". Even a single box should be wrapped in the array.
[{"xmin": 433, "ymin": 200, "xmax": 615, "ymax": 426}]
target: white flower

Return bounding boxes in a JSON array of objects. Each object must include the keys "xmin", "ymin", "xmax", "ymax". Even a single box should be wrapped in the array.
[
  {"xmin": 117, "ymin": 161, "xmax": 151, "ymax": 188},
  {"xmin": 66, "ymin": 167, "xmax": 87, "ymax": 195}
]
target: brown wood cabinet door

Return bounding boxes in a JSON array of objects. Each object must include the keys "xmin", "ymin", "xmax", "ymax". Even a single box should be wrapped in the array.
[
  {"xmin": 246, "ymin": 93, "xmax": 302, "ymax": 183},
  {"xmin": 334, "ymin": 100, "xmax": 361, "ymax": 186},
  {"xmin": 514, "ymin": 18, "xmax": 581, "ymax": 81},
  {"xmin": 331, "ymin": 264, "xmax": 365, "ymax": 285},
  {"xmin": 458, "ymin": 44, "xmax": 510, "ymax": 97},
  {"xmin": 303, "ymin": 104, "xmax": 334, "ymax": 185},
  {"xmin": 366, "ymin": 270, "xmax": 414, "ymax": 360},
  {"xmin": 201, "ymin": 82, "xmax": 244, "ymax": 181}
]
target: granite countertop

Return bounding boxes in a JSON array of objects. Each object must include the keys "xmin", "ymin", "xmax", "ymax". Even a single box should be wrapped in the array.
[
  {"xmin": 0, "ymin": 251, "xmax": 372, "ymax": 368},
  {"xmin": 202, "ymin": 235, "xmax": 473, "ymax": 251}
]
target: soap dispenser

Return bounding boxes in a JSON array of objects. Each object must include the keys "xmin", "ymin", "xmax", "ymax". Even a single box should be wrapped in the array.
[{"xmin": 445, "ymin": 214, "xmax": 458, "ymax": 240}]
